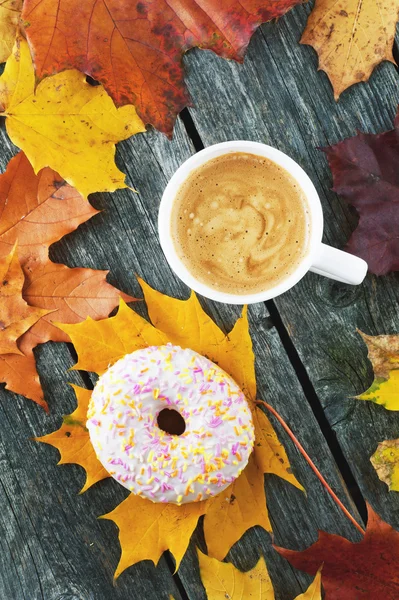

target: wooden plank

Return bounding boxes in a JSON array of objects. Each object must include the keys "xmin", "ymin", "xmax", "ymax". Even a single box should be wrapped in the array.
[
  {"xmin": 56, "ymin": 118, "xmax": 367, "ymax": 600},
  {"xmin": 181, "ymin": 0, "xmax": 399, "ymax": 533},
  {"xmin": 0, "ymin": 12, "xmax": 382, "ymax": 596},
  {"xmin": 0, "ymin": 132, "xmax": 182, "ymax": 599}
]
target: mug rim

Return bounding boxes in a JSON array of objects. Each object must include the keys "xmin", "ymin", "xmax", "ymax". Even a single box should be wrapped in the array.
[{"xmin": 158, "ymin": 141, "xmax": 323, "ymax": 304}]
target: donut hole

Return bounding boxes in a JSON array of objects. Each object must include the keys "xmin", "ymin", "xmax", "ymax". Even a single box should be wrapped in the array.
[{"xmin": 157, "ymin": 408, "xmax": 186, "ymax": 436}]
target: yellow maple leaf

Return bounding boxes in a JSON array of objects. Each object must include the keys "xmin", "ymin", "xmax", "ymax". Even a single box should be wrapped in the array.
[
  {"xmin": 0, "ymin": 243, "xmax": 51, "ymax": 355},
  {"xmin": 42, "ymin": 279, "xmax": 302, "ymax": 575},
  {"xmin": 293, "ymin": 567, "xmax": 322, "ymax": 600},
  {"xmin": 301, "ymin": 0, "xmax": 399, "ymax": 99},
  {"xmin": 357, "ymin": 331, "xmax": 399, "ymax": 410},
  {"xmin": 59, "ymin": 298, "xmax": 167, "ymax": 374},
  {"xmin": 0, "ymin": 37, "xmax": 145, "ymax": 198},
  {"xmin": 371, "ymin": 439, "xmax": 399, "ymax": 492},
  {"xmin": 198, "ymin": 550, "xmax": 275, "ymax": 599},
  {"xmin": 0, "ymin": 0, "xmax": 21, "ymax": 63},
  {"xmin": 37, "ymin": 386, "xmax": 110, "ymax": 493},
  {"xmin": 204, "ymin": 454, "xmax": 271, "ymax": 561},
  {"xmin": 101, "ymin": 494, "xmax": 207, "ymax": 576}
]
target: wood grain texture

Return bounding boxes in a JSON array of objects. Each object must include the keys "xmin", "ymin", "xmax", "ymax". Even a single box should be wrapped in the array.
[
  {"xmin": 0, "ymin": 1, "xmax": 397, "ymax": 598},
  {"xmin": 182, "ymin": 0, "xmax": 399, "ymax": 547},
  {"xmin": 46, "ymin": 117, "xmax": 364, "ymax": 600}
]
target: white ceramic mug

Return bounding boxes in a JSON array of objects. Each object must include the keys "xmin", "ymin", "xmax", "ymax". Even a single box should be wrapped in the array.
[{"xmin": 158, "ymin": 141, "xmax": 368, "ymax": 305}]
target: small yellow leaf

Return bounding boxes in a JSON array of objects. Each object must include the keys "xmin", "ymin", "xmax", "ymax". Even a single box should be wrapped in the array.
[
  {"xmin": 0, "ymin": 0, "xmax": 22, "ymax": 63},
  {"xmin": 204, "ymin": 454, "xmax": 270, "ymax": 561},
  {"xmin": 253, "ymin": 408, "xmax": 304, "ymax": 491},
  {"xmin": 101, "ymin": 493, "xmax": 207, "ymax": 576},
  {"xmin": 140, "ymin": 278, "xmax": 256, "ymax": 399},
  {"xmin": 371, "ymin": 439, "xmax": 399, "ymax": 492},
  {"xmin": 0, "ymin": 37, "xmax": 145, "ymax": 197},
  {"xmin": 36, "ymin": 385, "xmax": 109, "ymax": 493},
  {"xmin": 357, "ymin": 331, "xmax": 399, "ymax": 410},
  {"xmin": 198, "ymin": 550, "xmax": 275, "ymax": 599},
  {"xmin": 58, "ymin": 298, "xmax": 167, "ymax": 374},
  {"xmin": 293, "ymin": 567, "xmax": 322, "ymax": 600}
]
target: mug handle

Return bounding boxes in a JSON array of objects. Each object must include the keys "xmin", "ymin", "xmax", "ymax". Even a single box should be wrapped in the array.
[{"xmin": 309, "ymin": 243, "xmax": 368, "ymax": 285}]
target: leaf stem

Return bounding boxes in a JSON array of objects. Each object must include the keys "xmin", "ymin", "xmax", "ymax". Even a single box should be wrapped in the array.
[{"xmin": 257, "ymin": 400, "xmax": 365, "ymax": 536}]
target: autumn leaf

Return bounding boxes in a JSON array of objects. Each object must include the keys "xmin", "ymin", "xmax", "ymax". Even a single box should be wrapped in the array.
[
  {"xmin": 204, "ymin": 454, "xmax": 271, "ymax": 561},
  {"xmin": 37, "ymin": 386, "xmax": 110, "ymax": 493},
  {"xmin": 198, "ymin": 550, "xmax": 275, "ymax": 599},
  {"xmin": 276, "ymin": 503, "xmax": 399, "ymax": 599},
  {"xmin": 0, "ymin": 0, "xmax": 21, "ymax": 63},
  {"xmin": 356, "ymin": 331, "xmax": 399, "ymax": 410},
  {"xmin": 102, "ymin": 495, "xmax": 207, "ymax": 576},
  {"xmin": 0, "ymin": 152, "xmax": 135, "ymax": 409},
  {"xmin": 22, "ymin": 0, "xmax": 301, "ymax": 135},
  {"xmin": 59, "ymin": 297, "xmax": 168, "ymax": 374},
  {"xmin": 42, "ymin": 280, "xmax": 302, "ymax": 574},
  {"xmin": 371, "ymin": 439, "xmax": 399, "ymax": 492},
  {"xmin": 0, "ymin": 244, "xmax": 51, "ymax": 355},
  {"xmin": 301, "ymin": 0, "xmax": 399, "ymax": 99},
  {"xmin": 0, "ymin": 37, "xmax": 145, "ymax": 197},
  {"xmin": 324, "ymin": 112, "xmax": 399, "ymax": 275},
  {"xmin": 293, "ymin": 567, "xmax": 322, "ymax": 600}
]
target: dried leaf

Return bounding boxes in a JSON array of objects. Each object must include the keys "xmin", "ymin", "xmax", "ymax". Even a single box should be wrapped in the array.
[
  {"xmin": 0, "ymin": 0, "xmax": 21, "ymax": 63},
  {"xmin": 324, "ymin": 117, "xmax": 399, "ymax": 275},
  {"xmin": 23, "ymin": 0, "xmax": 301, "ymax": 135},
  {"xmin": 102, "ymin": 494, "xmax": 207, "ymax": 576},
  {"xmin": 0, "ymin": 244, "xmax": 50, "ymax": 354},
  {"xmin": 58, "ymin": 298, "xmax": 167, "ymax": 374},
  {"xmin": 371, "ymin": 439, "xmax": 399, "ymax": 492},
  {"xmin": 37, "ymin": 386, "xmax": 110, "ymax": 492},
  {"xmin": 0, "ymin": 152, "xmax": 135, "ymax": 409},
  {"xmin": 357, "ymin": 331, "xmax": 399, "ymax": 410},
  {"xmin": 41, "ymin": 282, "xmax": 302, "ymax": 573},
  {"xmin": 0, "ymin": 37, "xmax": 145, "ymax": 197},
  {"xmin": 204, "ymin": 454, "xmax": 271, "ymax": 561},
  {"xmin": 293, "ymin": 568, "xmax": 322, "ymax": 600},
  {"xmin": 198, "ymin": 550, "xmax": 275, "ymax": 599},
  {"xmin": 253, "ymin": 407, "xmax": 303, "ymax": 491},
  {"xmin": 301, "ymin": 0, "xmax": 399, "ymax": 99},
  {"xmin": 139, "ymin": 278, "xmax": 256, "ymax": 399},
  {"xmin": 276, "ymin": 504, "xmax": 399, "ymax": 599}
]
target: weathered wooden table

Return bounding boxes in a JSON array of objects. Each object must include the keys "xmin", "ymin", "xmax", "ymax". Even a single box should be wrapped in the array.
[{"xmin": 1, "ymin": 3, "xmax": 399, "ymax": 599}]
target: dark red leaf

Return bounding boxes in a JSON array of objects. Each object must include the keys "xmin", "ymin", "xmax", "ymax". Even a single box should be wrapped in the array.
[
  {"xmin": 275, "ymin": 503, "xmax": 399, "ymax": 599},
  {"xmin": 324, "ymin": 121, "xmax": 399, "ymax": 275}
]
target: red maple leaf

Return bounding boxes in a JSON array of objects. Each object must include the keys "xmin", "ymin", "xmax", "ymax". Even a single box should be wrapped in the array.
[
  {"xmin": 324, "ymin": 112, "xmax": 399, "ymax": 275},
  {"xmin": 22, "ymin": 0, "xmax": 301, "ymax": 135},
  {"xmin": 275, "ymin": 503, "xmax": 399, "ymax": 599}
]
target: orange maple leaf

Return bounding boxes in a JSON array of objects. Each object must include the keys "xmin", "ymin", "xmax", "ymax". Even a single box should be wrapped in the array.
[
  {"xmin": 22, "ymin": 0, "xmax": 301, "ymax": 135},
  {"xmin": 0, "ymin": 243, "xmax": 51, "ymax": 355},
  {"xmin": 0, "ymin": 152, "xmax": 135, "ymax": 410},
  {"xmin": 38, "ymin": 279, "xmax": 303, "ymax": 576}
]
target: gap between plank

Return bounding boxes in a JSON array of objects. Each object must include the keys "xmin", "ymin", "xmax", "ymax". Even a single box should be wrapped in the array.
[
  {"xmin": 179, "ymin": 107, "xmax": 367, "ymax": 523},
  {"xmin": 266, "ymin": 299, "xmax": 367, "ymax": 522}
]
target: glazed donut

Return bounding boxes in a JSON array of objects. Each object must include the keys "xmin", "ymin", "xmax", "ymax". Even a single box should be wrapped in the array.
[{"xmin": 87, "ymin": 344, "xmax": 255, "ymax": 504}]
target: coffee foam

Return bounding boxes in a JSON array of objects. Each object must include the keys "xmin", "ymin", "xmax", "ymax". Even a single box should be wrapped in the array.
[{"xmin": 171, "ymin": 152, "xmax": 311, "ymax": 295}]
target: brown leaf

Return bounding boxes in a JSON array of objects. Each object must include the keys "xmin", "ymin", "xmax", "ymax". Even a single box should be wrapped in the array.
[
  {"xmin": 0, "ymin": 244, "xmax": 51, "ymax": 355},
  {"xmin": 0, "ymin": 152, "xmax": 135, "ymax": 409}
]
